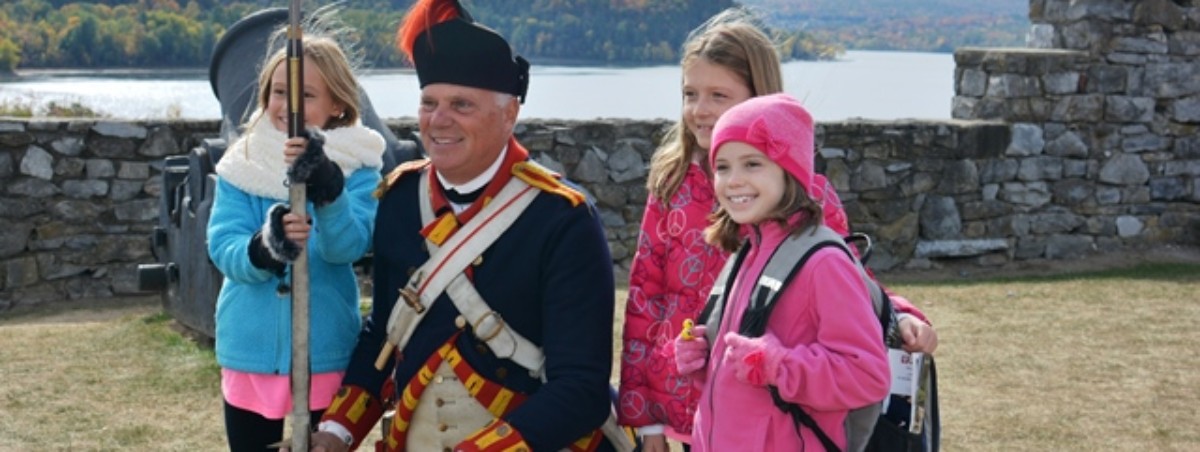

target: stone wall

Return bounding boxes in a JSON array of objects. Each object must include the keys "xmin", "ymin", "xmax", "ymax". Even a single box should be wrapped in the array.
[
  {"xmin": 3, "ymin": 0, "xmax": 1200, "ymax": 312},
  {"xmin": 305, "ymin": 118, "xmax": 1021, "ymax": 278},
  {"xmin": 1, "ymin": 120, "xmax": 217, "ymax": 311},
  {"xmin": 3, "ymin": 112, "xmax": 1193, "ymax": 312},
  {"xmin": 947, "ymin": 0, "xmax": 1200, "ymax": 269}
]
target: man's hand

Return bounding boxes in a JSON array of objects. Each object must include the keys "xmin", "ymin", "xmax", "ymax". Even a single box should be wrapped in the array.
[
  {"xmin": 274, "ymin": 432, "xmax": 350, "ymax": 452},
  {"xmin": 640, "ymin": 433, "xmax": 669, "ymax": 452},
  {"xmin": 309, "ymin": 431, "xmax": 351, "ymax": 452}
]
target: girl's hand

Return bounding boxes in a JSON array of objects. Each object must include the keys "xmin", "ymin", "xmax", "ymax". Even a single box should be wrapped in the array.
[
  {"xmin": 724, "ymin": 332, "xmax": 785, "ymax": 387},
  {"xmin": 286, "ymin": 128, "xmax": 344, "ymax": 207},
  {"xmin": 674, "ymin": 324, "xmax": 709, "ymax": 375},
  {"xmin": 899, "ymin": 315, "xmax": 938, "ymax": 354},
  {"xmin": 256, "ymin": 203, "xmax": 302, "ymax": 265},
  {"xmin": 281, "ymin": 211, "xmax": 310, "ymax": 247},
  {"xmin": 283, "ymin": 136, "xmax": 307, "ymax": 166}
]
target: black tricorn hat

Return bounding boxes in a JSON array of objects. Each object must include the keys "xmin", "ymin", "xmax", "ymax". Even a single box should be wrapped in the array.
[{"xmin": 397, "ymin": 0, "xmax": 530, "ymax": 103}]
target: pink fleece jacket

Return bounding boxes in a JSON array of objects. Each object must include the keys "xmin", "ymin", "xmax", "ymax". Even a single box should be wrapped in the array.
[{"xmin": 690, "ymin": 218, "xmax": 890, "ymax": 451}]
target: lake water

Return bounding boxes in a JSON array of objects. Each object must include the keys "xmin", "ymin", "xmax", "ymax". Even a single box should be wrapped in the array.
[{"xmin": 0, "ymin": 50, "xmax": 955, "ymax": 122}]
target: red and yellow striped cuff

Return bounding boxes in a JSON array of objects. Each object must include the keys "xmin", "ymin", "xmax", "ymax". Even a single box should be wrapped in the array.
[
  {"xmin": 322, "ymin": 385, "xmax": 384, "ymax": 450},
  {"xmin": 454, "ymin": 419, "xmax": 530, "ymax": 452},
  {"xmin": 451, "ymin": 417, "xmax": 602, "ymax": 452}
]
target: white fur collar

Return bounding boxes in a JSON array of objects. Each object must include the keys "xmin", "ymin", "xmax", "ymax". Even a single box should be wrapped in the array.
[{"xmin": 215, "ymin": 111, "xmax": 386, "ymax": 200}]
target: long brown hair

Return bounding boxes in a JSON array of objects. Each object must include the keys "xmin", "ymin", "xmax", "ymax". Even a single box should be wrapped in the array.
[
  {"xmin": 704, "ymin": 174, "xmax": 823, "ymax": 253},
  {"xmin": 647, "ymin": 8, "xmax": 783, "ymax": 202}
]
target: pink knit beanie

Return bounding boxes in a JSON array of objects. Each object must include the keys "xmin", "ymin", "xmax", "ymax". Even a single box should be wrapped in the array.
[{"xmin": 710, "ymin": 93, "xmax": 816, "ymax": 196}]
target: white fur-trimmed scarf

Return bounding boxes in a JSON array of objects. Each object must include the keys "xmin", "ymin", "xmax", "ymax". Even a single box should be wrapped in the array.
[{"xmin": 215, "ymin": 110, "xmax": 386, "ymax": 200}]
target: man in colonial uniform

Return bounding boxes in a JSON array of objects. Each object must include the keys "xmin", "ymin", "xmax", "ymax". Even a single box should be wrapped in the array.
[{"xmin": 309, "ymin": 0, "xmax": 620, "ymax": 451}]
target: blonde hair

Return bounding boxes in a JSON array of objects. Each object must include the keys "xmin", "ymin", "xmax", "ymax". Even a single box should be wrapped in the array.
[
  {"xmin": 255, "ymin": 36, "xmax": 361, "ymax": 130},
  {"xmin": 246, "ymin": 5, "xmax": 363, "ymax": 132},
  {"xmin": 646, "ymin": 8, "xmax": 784, "ymax": 202},
  {"xmin": 704, "ymin": 174, "xmax": 823, "ymax": 253}
]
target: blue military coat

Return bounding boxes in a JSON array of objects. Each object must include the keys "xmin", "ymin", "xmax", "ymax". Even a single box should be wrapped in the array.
[{"xmin": 342, "ymin": 143, "xmax": 616, "ymax": 450}]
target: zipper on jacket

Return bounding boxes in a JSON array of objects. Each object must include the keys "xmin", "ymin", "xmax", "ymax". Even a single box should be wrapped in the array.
[
  {"xmin": 276, "ymin": 271, "xmax": 289, "ymax": 374},
  {"xmin": 706, "ymin": 224, "xmax": 763, "ymax": 448}
]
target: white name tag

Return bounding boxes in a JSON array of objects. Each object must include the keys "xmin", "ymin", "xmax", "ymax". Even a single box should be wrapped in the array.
[{"xmin": 888, "ymin": 348, "xmax": 923, "ymax": 397}]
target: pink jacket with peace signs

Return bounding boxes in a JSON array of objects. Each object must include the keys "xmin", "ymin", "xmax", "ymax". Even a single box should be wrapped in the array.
[{"xmin": 618, "ymin": 163, "xmax": 729, "ymax": 438}]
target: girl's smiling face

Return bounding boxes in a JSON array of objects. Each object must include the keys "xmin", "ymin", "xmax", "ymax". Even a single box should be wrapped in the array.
[
  {"xmin": 265, "ymin": 59, "xmax": 344, "ymax": 132},
  {"xmin": 712, "ymin": 141, "xmax": 786, "ymax": 225},
  {"xmin": 682, "ymin": 58, "xmax": 754, "ymax": 152}
]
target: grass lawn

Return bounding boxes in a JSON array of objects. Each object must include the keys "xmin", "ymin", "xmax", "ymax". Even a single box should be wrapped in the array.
[{"xmin": 1, "ymin": 262, "xmax": 1198, "ymax": 451}]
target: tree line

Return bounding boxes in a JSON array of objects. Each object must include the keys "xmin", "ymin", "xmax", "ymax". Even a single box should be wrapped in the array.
[
  {"xmin": 0, "ymin": 0, "xmax": 843, "ymax": 74},
  {"xmin": 742, "ymin": 0, "xmax": 1029, "ymax": 53}
]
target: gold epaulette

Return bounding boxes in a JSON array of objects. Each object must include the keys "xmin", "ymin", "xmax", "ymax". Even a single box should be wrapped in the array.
[
  {"xmin": 374, "ymin": 158, "xmax": 431, "ymax": 199},
  {"xmin": 512, "ymin": 161, "xmax": 585, "ymax": 207}
]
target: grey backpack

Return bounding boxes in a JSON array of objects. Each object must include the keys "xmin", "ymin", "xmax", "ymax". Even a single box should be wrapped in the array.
[{"xmin": 698, "ymin": 224, "xmax": 937, "ymax": 452}]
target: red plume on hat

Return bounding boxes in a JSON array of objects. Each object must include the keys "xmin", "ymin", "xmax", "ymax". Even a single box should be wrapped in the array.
[
  {"xmin": 395, "ymin": 0, "xmax": 466, "ymax": 63},
  {"xmin": 394, "ymin": 0, "xmax": 530, "ymax": 102}
]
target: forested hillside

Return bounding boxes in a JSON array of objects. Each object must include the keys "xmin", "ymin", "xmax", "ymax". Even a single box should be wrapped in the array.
[
  {"xmin": 446, "ymin": 0, "xmax": 839, "ymax": 64},
  {"xmin": 0, "ymin": 0, "xmax": 840, "ymax": 73},
  {"xmin": 740, "ymin": 0, "xmax": 1030, "ymax": 52}
]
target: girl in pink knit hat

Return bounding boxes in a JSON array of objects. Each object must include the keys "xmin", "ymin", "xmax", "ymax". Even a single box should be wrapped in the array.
[
  {"xmin": 675, "ymin": 93, "xmax": 890, "ymax": 451},
  {"xmin": 617, "ymin": 8, "xmax": 937, "ymax": 452}
]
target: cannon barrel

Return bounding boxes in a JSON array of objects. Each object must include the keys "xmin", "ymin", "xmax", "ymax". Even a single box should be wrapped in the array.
[{"xmin": 138, "ymin": 8, "xmax": 421, "ymax": 338}]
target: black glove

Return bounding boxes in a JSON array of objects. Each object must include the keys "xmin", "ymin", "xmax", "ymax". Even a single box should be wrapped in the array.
[
  {"xmin": 248, "ymin": 230, "xmax": 286, "ymax": 275},
  {"xmin": 248, "ymin": 203, "xmax": 302, "ymax": 273},
  {"xmin": 287, "ymin": 128, "xmax": 344, "ymax": 207}
]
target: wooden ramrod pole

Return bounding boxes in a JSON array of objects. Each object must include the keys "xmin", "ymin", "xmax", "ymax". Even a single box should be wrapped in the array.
[{"xmin": 286, "ymin": 0, "xmax": 311, "ymax": 450}]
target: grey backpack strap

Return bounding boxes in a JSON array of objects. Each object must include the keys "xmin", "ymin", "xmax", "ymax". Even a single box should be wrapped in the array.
[
  {"xmin": 698, "ymin": 241, "xmax": 747, "ymax": 346},
  {"xmin": 738, "ymin": 225, "xmax": 845, "ymax": 337},
  {"xmin": 764, "ymin": 226, "xmax": 900, "ymax": 345},
  {"xmin": 698, "ymin": 225, "xmax": 851, "ymax": 343}
]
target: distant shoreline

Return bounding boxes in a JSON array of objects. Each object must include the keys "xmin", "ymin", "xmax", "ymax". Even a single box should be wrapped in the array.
[
  {"xmin": 2, "ymin": 51, "xmax": 879, "ymax": 76},
  {"xmin": 0, "ymin": 51, "xmax": 957, "ymax": 122},
  {"xmin": 6, "ymin": 67, "xmax": 208, "ymax": 79}
]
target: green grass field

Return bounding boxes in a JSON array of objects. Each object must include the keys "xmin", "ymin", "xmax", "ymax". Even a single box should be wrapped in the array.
[{"xmin": 2, "ymin": 262, "xmax": 1198, "ymax": 451}]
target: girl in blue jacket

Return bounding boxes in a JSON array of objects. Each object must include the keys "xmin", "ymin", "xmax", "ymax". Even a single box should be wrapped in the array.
[{"xmin": 206, "ymin": 33, "xmax": 385, "ymax": 451}]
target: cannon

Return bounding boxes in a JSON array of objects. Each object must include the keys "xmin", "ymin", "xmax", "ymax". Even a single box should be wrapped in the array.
[{"xmin": 136, "ymin": 8, "xmax": 421, "ymax": 339}]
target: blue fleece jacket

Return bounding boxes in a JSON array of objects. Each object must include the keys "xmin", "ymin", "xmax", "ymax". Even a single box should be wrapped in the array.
[{"xmin": 207, "ymin": 118, "xmax": 384, "ymax": 375}]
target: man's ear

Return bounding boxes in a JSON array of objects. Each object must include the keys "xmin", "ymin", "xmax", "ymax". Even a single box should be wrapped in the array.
[{"xmin": 504, "ymin": 96, "xmax": 520, "ymax": 126}]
